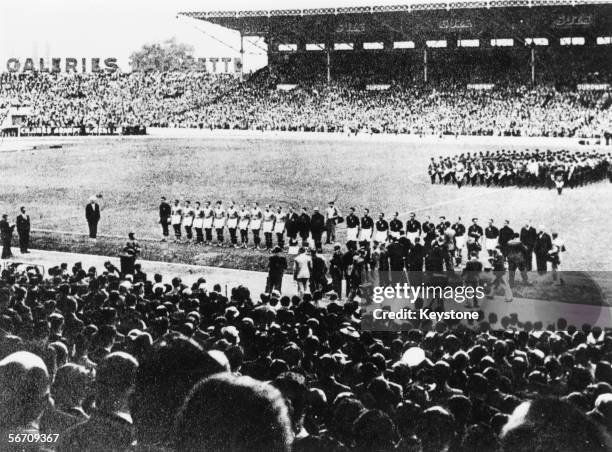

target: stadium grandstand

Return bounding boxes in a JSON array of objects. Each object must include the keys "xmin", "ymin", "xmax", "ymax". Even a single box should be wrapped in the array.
[
  {"xmin": 0, "ymin": 0, "xmax": 611, "ymax": 137},
  {"xmin": 180, "ymin": 0, "xmax": 612, "ymax": 86}
]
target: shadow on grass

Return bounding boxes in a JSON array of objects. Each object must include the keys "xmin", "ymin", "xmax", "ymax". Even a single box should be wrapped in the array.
[{"xmin": 28, "ymin": 231, "xmax": 277, "ymax": 272}]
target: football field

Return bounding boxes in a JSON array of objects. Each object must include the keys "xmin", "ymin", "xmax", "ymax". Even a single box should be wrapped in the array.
[{"xmin": 0, "ymin": 134, "xmax": 611, "ymax": 272}]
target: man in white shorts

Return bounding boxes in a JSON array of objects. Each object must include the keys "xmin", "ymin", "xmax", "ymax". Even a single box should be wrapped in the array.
[
  {"xmin": 262, "ymin": 205, "xmax": 276, "ymax": 250},
  {"xmin": 359, "ymin": 208, "xmax": 374, "ymax": 243},
  {"xmin": 274, "ymin": 206, "xmax": 286, "ymax": 248},
  {"xmin": 251, "ymin": 202, "xmax": 263, "ymax": 250},
  {"xmin": 193, "ymin": 201, "xmax": 204, "ymax": 244},
  {"xmin": 182, "ymin": 200, "xmax": 194, "ymax": 242},
  {"xmin": 389, "ymin": 212, "xmax": 403, "ymax": 240},
  {"xmin": 345, "ymin": 207, "xmax": 360, "ymax": 250},
  {"xmin": 227, "ymin": 201, "xmax": 239, "ymax": 247},
  {"xmin": 238, "ymin": 204, "xmax": 250, "ymax": 248},
  {"xmin": 213, "ymin": 201, "xmax": 226, "ymax": 246},
  {"xmin": 405, "ymin": 212, "xmax": 421, "ymax": 245},
  {"xmin": 203, "ymin": 201, "xmax": 214, "ymax": 245},
  {"xmin": 374, "ymin": 212, "xmax": 389, "ymax": 244},
  {"xmin": 171, "ymin": 199, "xmax": 183, "ymax": 242}
]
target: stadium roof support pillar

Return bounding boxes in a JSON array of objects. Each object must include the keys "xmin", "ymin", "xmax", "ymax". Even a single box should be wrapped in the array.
[
  {"xmin": 530, "ymin": 46, "xmax": 535, "ymax": 85},
  {"xmin": 239, "ymin": 32, "xmax": 244, "ymax": 82},
  {"xmin": 423, "ymin": 48, "xmax": 428, "ymax": 84},
  {"xmin": 326, "ymin": 49, "xmax": 331, "ymax": 84}
]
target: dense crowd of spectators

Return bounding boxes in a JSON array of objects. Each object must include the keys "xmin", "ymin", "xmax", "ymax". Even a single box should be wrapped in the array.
[
  {"xmin": 1, "ymin": 67, "xmax": 610, "ymax": 138},
  {"xmin": 1, "ymin": 258, "xmax": 612, "ymax": 451},
  {"xmin": 0, "ymin": 71, "xmax": 239, "ymax": 131},
  {"xmin": 199, "ymin": 81, "xmax": 611, "ymax": 138}
]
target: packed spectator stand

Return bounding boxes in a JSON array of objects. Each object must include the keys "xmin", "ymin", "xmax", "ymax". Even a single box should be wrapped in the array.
[
  {"xmin": 1, "ymin": 64, "xmax": 611, "ymax": 138},
  {"xmin": 1, "ymin": 255, "xmax": 612, "ymax": 451}
]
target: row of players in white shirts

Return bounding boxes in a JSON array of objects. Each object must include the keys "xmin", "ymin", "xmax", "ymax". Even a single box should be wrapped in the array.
[
  {"xmin": 168, "ymin": 202, "xmax": 478, "ymax": 248},
  {"xmin": 169, "ymin": 203, "xmax": 337, "ymax": 236}
]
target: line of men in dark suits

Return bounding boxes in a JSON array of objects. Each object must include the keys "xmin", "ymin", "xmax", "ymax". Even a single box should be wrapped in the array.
[{"xmin": 0, "ymin": 207, "xmax": 31, "ymax": 259}]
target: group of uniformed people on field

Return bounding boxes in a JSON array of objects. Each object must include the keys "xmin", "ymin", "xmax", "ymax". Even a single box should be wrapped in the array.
[
  {"xmin": 329, "ymin": 212, "xmax": 566, "ymax": 305},
  {"xmin": 341, "ymin": 210, "xmax": 563, "ymax": 270},
  {"xmin": 158, "ymin": 196, "xmax": 565, "ymax": 272},
  {"xmin": 158, "ymin": 197, "xmax": 341, "ymax": 253},
  {"xmin": 428, "ymin": 149, "xmax": 612, "ymax": 194}
]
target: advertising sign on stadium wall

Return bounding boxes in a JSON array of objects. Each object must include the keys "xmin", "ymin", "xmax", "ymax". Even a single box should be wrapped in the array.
[
  {"xmin": 552, "ymin": 14, "xmax": 594, "ymax": 28},
  {"xmin": 577, "ymin": 83, "xmax": 610, "ymax": 91},
  {"xmin": 467, "ymin": 84, "xmax": 495, "ymax": 90},
  {"xmin": 366, "ymin": 84, "xmax": 391, "ymax": 91},
  {"xmin": 3, "ymin": 57, "xmax": 242, "ymax": 74},
  {"xmin": 276, "ymin": 84, "xmax": 297, "ymax": 91},
  {"xmin": 438, "ymin": 19, "xmax": 473, "ymax": 30},
  {"xmin": 5, "ymin": 57, "xmax": 119, "ymax": 73},
  {"xmin": 194, "ymin": 57, "xmax": 243, "ymax": 74}
]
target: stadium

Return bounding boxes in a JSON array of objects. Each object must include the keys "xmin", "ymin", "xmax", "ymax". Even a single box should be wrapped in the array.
[{"xmin": 1, "ymin": 0, "xmax": 612, "ymax": 451}]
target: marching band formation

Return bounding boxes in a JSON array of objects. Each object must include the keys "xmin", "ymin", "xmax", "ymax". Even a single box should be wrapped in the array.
[{"xmin": 428, "ymin": 149, "xmax": 612, "ymax": 194}]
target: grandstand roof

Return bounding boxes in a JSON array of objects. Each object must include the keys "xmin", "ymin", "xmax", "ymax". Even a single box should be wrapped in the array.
[
  {"xmin": 179, "ymin": 0, "xmax": 612, "ymax": 21},
  {"xmin": 180, "ymin": 0, "xmax": 612, "ymax": 45}
]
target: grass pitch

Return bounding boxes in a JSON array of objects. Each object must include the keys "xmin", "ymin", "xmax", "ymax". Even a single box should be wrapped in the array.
[{"xmin": 1, "ymin": 135, "xmax": 611, "ymax": 274}]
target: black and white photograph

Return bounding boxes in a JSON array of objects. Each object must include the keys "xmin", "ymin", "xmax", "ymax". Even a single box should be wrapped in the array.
[{"xmin": 1, "ymin": 0, "xmax": 612, "ymax": 450}]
